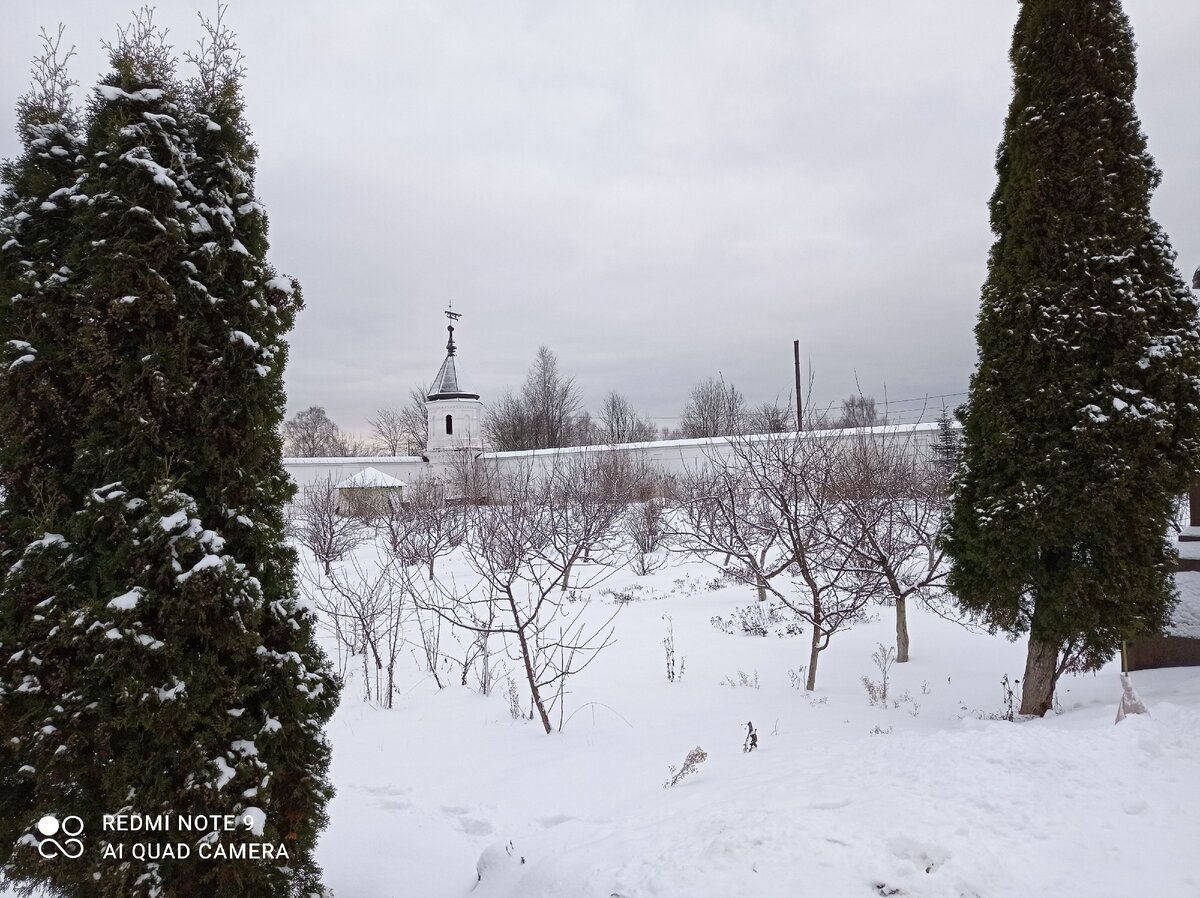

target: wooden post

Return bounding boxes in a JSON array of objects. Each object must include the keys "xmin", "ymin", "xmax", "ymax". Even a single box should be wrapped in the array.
[{"xmin": 793, "ymin": 339, "xmax": 803, "ymax": 431}]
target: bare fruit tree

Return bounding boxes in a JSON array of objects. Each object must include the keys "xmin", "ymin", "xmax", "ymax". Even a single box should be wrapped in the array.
[
  {"xmin": 677, "ymin": 433, "xmax": 882, "ymax": 689},
  {"xmin": 296, "ymin": 551, "xmax": 407, "ymax": 707},
  {"xmin": 835, "ymin": 433, "xmax": 949, "ymax": 663},
  {"xmin": 288, "ymin": 475, "xmax": 372, "ymax": 574},
  {"xmin": 421, "ymin": 455, "xmax": 624, "ymax": 733},
  {"xmin": 377, "ymin": 476, "xmax": 464, "ymax": 578}
]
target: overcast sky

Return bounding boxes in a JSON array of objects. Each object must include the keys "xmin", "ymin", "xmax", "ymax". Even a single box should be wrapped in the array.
[{"xmin": 3, "ymin": 1, "xmax": 1198, "ymax": 435}]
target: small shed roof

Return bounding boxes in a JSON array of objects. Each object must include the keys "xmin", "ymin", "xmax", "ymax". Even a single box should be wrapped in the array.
[{"xmin": 336, "ymin": 467, "xmax": 407, "ymax": 490}]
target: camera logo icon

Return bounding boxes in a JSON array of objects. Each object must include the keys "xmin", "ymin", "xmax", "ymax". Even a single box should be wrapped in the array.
[{"xmin": 36, "ymin": 815, "xmax": 84, "ymax": 859}]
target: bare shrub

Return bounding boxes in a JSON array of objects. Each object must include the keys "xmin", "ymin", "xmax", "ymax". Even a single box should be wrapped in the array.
[
  {"xmin": 297, "ymin": 552, "xmax": 406, "ymax": 707},
  {"xmin": 663, "ymin": 614, "xmax": 684, "ymax": 683},
  {"xmin": 663, "ymin": 746, "xmax": 708, "ymax": 788},
  {"xmin": 625, "ymin": 498, "xmax": 668, "ymax": 575},
  {"xmin": 862, "ymin": 642, "xmax": 896, "ymax": 707}
]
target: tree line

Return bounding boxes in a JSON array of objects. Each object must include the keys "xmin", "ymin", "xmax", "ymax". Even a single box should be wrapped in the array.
[{"xmin": 284, "ymin": 344, "xmax": 891, "ymax": 456}]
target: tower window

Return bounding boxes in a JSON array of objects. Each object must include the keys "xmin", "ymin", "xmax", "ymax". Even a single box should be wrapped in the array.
[{"xmin": 445, "ymin": 414, "xmax": 453, "ymax": 435}]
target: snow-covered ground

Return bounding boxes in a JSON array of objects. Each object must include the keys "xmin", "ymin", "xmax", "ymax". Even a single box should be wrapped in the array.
[{"xmin": 312, "ymin": 549, "xmax": 1200, "ymax": 898}]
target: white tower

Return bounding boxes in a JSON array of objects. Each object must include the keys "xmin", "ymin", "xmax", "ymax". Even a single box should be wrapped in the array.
[{"xmin": 424, "ymin": 308, "xmax": 483, "ymax": 457}]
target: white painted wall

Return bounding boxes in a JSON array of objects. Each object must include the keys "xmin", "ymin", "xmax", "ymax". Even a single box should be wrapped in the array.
[{"xmin": 284, "ymin": 422, "xmax": 949, "ymax": 496}]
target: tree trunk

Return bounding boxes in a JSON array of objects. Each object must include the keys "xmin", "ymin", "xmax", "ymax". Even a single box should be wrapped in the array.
[
  {"xmin": 561, "ymin": 558, "xmax": 573, "ymax": 593},
  {"xmin": 1019, "ymin": 631, "xmax": 1060, "ymax": 717},
  {"xmin": 512, "ymin": 618, "xmax": 553, "ymax": 733},
  {"xmin": 805, "ymin": 623, "xmax": 821, "ymax": 691},
  {"xmin": 895, "ymin": 594, "xmax": 910, "ymax": 663},
  {"xmin": 756, "ymin": 547, "xmax": 768, "ymax": 602}
]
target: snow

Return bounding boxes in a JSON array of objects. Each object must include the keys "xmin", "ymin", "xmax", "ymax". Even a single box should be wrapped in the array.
[
  {"xmin": 94, "ymin": 85, "xmax": 165, "ymax": 103},
  {"xmin": 243, "ymin": 806, "xmax": 266, "ymax": 836},
  {"xmin": 106, "ymin": 588, "xmax": 143, "ymax": 611},
  {"xmin": 1171, "ymin": 572, "xmax": 1200, "ymax": 639},
  {"xmin": 292, "ymin": 544, "xmax": 1200, "ymax": 898},
  {"xmin": 211, "ymin": 756, "xmax": 236, "ymax": 790},
  {"xmin": 336, "ymin": 467, "xmax": 407, "ymax": 490},
  {"xmin": 264, "ymin": 276, "xmax": 294, "ymax": 295},
  {"xmin": 176, "ymin": 554, "xmax": 225, "ymax": 584},
  {"xmin": 3, "ymin": 522, "xmax": 1196, "ymax": 896}
]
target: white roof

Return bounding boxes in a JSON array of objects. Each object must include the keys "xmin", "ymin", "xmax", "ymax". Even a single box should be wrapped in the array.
[{"xmin": 336, "ymin": 467, "xmax": 407, "ymax": 490}]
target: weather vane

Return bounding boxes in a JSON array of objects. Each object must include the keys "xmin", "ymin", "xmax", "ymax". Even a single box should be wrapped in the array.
[{"xmin": 445, "ymin": 302, "xmax": 462, "ymax": 323}]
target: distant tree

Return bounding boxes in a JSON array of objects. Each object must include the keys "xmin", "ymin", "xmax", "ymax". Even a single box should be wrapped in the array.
[
  {"xmin": 943, "ymin": 0, "xmax": 1200, "ymax": 716},
  {"xmin": 369, "ymin": 387, "xmax": 427, "ymax": 456},
  {"xmin": 746, "ymin": 399, "xmax": 793, "ymax": 435},
  {"xmin": 838, "ymin": 395, "xmax": 883, "ymax": 428},
  {"xmin": 932, "ymin": 405, "xmax": 960, "ymax": 479},
  {"xmin": 284, "ymin": 404, "xmax": 365, "ymax": 456},
  {"xmin": 484, "ymin": 389, "xmax": 532, "ymax": 452},
  {"xmin": 679, "ymin": 377, "xmax": 746, "ymax": 438},
  {"xmin": 524, "ymin": 345, "xmax": 583, "ymax": 448},
  {"xmin": 485, "ymin": 346, "xmax": 584, "ymax": 450},
  {"xmin": 598, "ymin": 390, "xmax": 656, "ymax": 444}
]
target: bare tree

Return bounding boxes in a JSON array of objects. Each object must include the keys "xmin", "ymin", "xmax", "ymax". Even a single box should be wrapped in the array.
[
  {"xmin": 676, "ymin": 433, "xmax": 881, "ymax": 689},
  {"xmin": 746, "ymin": 399, "xmax": 794, "ymax": 435},
  {"xmin": 835, "ymin": 434, "xmax": 949, "ymax": 662},
  {"xmin": 599, "ymin": 391, "xmax": 657, "ymax": 444},
  {"xmin": 680, "ymin": 377, "xmax": 746, "ymax": 438},
  {"xmin": 524, "ymin": 346, "xmax": 584, "ymax": 448},
  {"xmin": 297, "ymin": 553, "xmax": 407, "ymax": 706},
  {"xmin": 485, "ymin": 346, "xmax": 585, "ymax": 451},
  {"xmin": 288, "ymin": 475, "xmax": 372, "ymax": 573},
  {"xmin": 837, "ymin": 395, "xmax": 884, "ymax": 429},
  {"xmin": 15, "ymin": 25, "xmax": 79, "ymax": 144},
  {"xmin": 422, "ymin": 456, "xmax": 624, "ymax": 732},
  {"xmin": 284, "ymin": 405, "xmax": 367, "ymax": 456},
  {"xmin": 368, "ymin": 388, "xmax": 427, "ymax": 456},
  {"xmin": 379, "ymin": 477, "xmax": 465, "ymax": 578}
]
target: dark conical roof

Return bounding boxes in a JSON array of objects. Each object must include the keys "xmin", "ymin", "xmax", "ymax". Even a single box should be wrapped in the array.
[{"xmin": 427, "ymin": 324, "xmax": 479, "ymax": 401}]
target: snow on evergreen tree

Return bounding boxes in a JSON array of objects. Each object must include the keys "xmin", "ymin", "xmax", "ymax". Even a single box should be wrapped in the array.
[
  {"xmin": 0, "ymin": 11, "xmax": 336, "ymax": 896},
  {"xmin": 942, "ymin": 0, "xmax": 1200, "ymax": 716}
]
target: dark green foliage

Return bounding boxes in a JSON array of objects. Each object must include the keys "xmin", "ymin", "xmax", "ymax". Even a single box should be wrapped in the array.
[
  {"xmin": 0, "ymin": 13, "xmax": 336, "ymax": 896},
  {"xmin": 0, "ymin": 27, "xmax": 87, "ymax": 862},
  {"xmin": 943, "ymin": 0, "xmax": 1200, "ymax": 696}
]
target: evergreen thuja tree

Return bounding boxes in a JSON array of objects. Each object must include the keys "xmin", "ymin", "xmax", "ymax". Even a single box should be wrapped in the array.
[
  {"xmin": 1, "ymin": 12, "xmax": 336, "ymax": 897},
  {"xmin": 943, "ymin": 0, "xmax": 1200, "ymax": 716},
  {"xmin": 0, "ymin": 26, "xmax": 87, "ymax": 860}
]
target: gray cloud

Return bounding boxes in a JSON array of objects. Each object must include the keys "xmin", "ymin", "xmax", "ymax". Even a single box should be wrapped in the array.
[{"xmin": 2, "ymin": 0, "xmax": 1197, "ymax": 434}]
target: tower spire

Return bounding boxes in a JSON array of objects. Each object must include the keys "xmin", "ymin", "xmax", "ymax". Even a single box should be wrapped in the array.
[{"xmin": 445, "ymin": 303, "xmax": 461, "ymax": 357}]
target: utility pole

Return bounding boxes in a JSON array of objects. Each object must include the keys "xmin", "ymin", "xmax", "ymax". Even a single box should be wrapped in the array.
[{"xmin": 793, "ymin": 339, "xmax": 803, "ymax": 431}]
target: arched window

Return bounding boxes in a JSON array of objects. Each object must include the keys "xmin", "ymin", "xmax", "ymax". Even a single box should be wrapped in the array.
[{"xmin": 445, "ymin": 414, "xmax": 453, "ymax": 435}]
